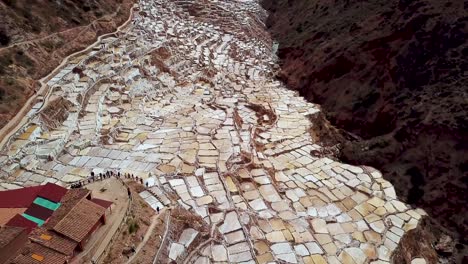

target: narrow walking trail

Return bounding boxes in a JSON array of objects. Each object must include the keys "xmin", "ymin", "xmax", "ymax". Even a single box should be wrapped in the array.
[
  {"xmin": 153, "ymin": 210, "xmax": 172, "ymax": 264},
  {"xmin": 126, "ymin": 211, "xmax": 161, "ymax": 264}
]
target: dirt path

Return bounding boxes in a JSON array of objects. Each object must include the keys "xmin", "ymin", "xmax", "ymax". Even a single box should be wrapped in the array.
[
  {"xmin": 0, "ymin": 6, "xmax": 122, "ymax": 52},
  {"xmin": 152, "ymin": 209, "xmax": 171, "ymax": 264},
  {"xmin": 0, "ymin": 5, "xmax": 136, "ymax": 150},
  {"xmin": 126, "ymin": 211, "xmax": 160, "ymax": 264}
]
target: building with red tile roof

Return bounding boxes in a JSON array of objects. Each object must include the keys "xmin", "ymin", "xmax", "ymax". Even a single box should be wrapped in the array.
[
  {"xmin": 24, "ymin": 204, "xmax": 54, "ymax": 222},
  {"xmin": 0, "ymin": 184, "xmax": 112, "ymax": 264},
  {"xmin": 0, "ymin": 227, "xmax": 29, "ymax": 263},
  {"xmin": 0, "ymin": 183, "xmax": 68, "ymax": 230},
  {"xmin": 12, "ymin": 241, "xmax": 68, "ymax": 264},
  {"xmin": 43, "ymin": 189, "xmax": 90, "ymax": 229},
  {"xmin": 29, "ymin": 228, "xmax": 78, "ymax": 256},
  {"xmin": 53, "ymin": 198, "xmax": 106, "ymax": 246},
  {"xmin": 5, "ymin": 215, "xmax": 37, "ymax": 232},
  {"xmin": 91, "ymin": 198, "xmax": 113, "ymax": 209},
  {"xmin": 0, "ymin": 183, "xmax": 68, "ymax": 231},
  {"xmin": 0, "ymin": 186, "xmax": 43, "ymax": 208},
  {"xmin": 0, "ymin": 208, "xmax": 27, "ymax": 226},
  {"xmin": 37, "ymin": 183, "xmax": 68, "ymax": 203}
]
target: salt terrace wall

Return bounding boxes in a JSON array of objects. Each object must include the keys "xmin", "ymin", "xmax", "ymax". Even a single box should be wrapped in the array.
[{"xmin": 0, "ymin": 0, "xmax": 428, "ymax": 263}]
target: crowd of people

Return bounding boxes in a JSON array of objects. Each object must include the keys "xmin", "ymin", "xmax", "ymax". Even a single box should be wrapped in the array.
[
  {"xmin": 70, "ymin": 170, "xmax": 144, "ymax": 188},
  {"xmin": 69, "ymin": 170, "xmax": 161, "ymax": 213}
]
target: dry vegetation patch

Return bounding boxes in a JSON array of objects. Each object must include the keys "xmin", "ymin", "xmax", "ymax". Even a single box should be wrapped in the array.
[{"xmin": 102, "ymin": 181, "xmax": 154, "ymax": 264}]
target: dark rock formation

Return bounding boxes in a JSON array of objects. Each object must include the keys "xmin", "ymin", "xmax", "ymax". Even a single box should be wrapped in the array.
[
  {"xmin": 392, "ymin": 217, "xmax": 439, "ymax": 264},
  {"xmin": 262, "ymin": 0, "xmax": 468, "ymax": 260}
]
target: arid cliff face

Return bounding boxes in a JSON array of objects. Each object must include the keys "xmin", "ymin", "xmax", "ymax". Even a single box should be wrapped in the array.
[
  {"xmin": 0, "ymin": 0, "xmax": 134, "ymax": 127},
  {"xmin": 262, "ymin": 0, "xmax": 467, "ymax": 261}
]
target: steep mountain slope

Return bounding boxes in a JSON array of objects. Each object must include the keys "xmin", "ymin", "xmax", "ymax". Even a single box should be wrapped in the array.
[
  {"xmin": 0, "ymin": 0, "xmax": 134, "ymax": 127},
  {"xmin": 262, "ymin": 0, "xmax": 468, "ymax": 258}
]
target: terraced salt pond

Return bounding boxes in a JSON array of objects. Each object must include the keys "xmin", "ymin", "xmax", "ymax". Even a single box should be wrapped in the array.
[{"xmin": 0, "ymin": 0, "xmax": 426, "ymax": 263}]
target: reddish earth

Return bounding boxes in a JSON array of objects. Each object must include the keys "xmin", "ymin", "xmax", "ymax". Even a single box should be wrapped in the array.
[
  {"xmin": 262, "ymin": 0, "xmax": 467, "ymax": 262},
  {"xmin": 102, "ymin": 182, "xmax": 154, "ymax": 264},
  {"xmin": 0, "ymin": 0, "xmax": 134, "ymax": 128},
  {"xmin": 131, "ymin": 211, "xmax": 166, "ymax": 264}
]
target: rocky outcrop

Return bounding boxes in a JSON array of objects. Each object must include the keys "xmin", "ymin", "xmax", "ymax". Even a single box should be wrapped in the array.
[
  {"xmin": 392, "ymin": 216, "xmax": 468, "ymax": 264},
  {"xmin": 262, "ymin": 0, "xmax": 468, "ymax": 259}
]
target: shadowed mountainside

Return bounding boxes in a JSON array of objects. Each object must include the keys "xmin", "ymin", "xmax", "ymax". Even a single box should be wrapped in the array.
[
  {"xmin": 262, "ymin": 0, "xmax": 468, "ymax": 260},
  {"xmin": 0, "ymin": 0, "xmax": 134, "ymax": 127}
]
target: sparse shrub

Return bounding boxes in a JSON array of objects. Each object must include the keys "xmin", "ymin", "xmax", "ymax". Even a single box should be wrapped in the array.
[
  {"xmin": 407, "ymin": 166, "xmax": 426, "ymax": 185},
  {"xmin": 128, "ymin": 218, "xmax": 139, "ymax": 234},
  {"xmin": 94, "ymin": 10, "xmax": 103, "ymax": 17},
  {"xmin": 5, "ymin": 78, "xmax": 15, "ymax": 86},
  {"xmin": 2, "ymin": 0, "xmax": 16, "ymax": 7},
  {"xmin": 42, "ymin": 40, "xmax": 55, "ymax": 52},
  {"xmin": 0, "ymin": 53, "xmax": 13, "ymax": 70},
  {"xmin": 296, "ymin": 24, "xmax": 303, "ymax": 33},
  {"xmin": 14, "ymin": 50, "xmax": 34, "ymax": 69},
  {"xmin": 31, "ymin": 21, "xmax": 42, "ymax": 33},
  {"xmin": 0, "ymin": 31, "xmax": 10, "ymax": 46}
]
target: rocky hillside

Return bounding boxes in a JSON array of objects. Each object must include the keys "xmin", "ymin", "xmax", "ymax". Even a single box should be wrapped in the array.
[
  {"xmin": 0, "ymin": 0, "xmax": 134, "ymax": 127},
  {"xmin": 262, "ymin": 0, "xmax": 467, "ymax": 260}
]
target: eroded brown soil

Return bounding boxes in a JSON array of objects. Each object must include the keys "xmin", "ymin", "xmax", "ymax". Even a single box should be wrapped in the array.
[{"xmin": 131, "ymin": 210, "xmax": 166, "ymax": 264}]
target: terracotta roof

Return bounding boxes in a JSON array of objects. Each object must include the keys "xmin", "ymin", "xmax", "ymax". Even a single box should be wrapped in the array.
[
  {"xmin": 0, "ymin": 208, "xmax": 27, "ymax": 226},
  {"xmin": 6, "ymin": 214, "xmax": 37, "ymax": 232},
  {"xmin": 24, "ymin": 203, "xmax": 54, "ymax": 221},
  {"xmin": 37, "ymin": 183, "xmax": 67, "ymax": 203},
  {"xmin": 44, "ymin": 189, "xmax": 89, "ymax": 229},
  {"xmin": 0, "ymin": 226, "xmax": 26, "ymax": 248},
  {"xmin": 12, "ymin": 241, "xmax": 67, "ymax": 264},
  {"xmin": 0, "ymin": 186, "xmax": 43, "ymax": 208},
  {"xmin": 53, "ymin": 198, "xmax": 105, "ymax": 242},
  {"xmin": 91, "ymin": 198, "xmax": 113, "ymax": 209},
  {"xmin": 29, "ymin": 227, "xmax": 78, "ymax": 256}
]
